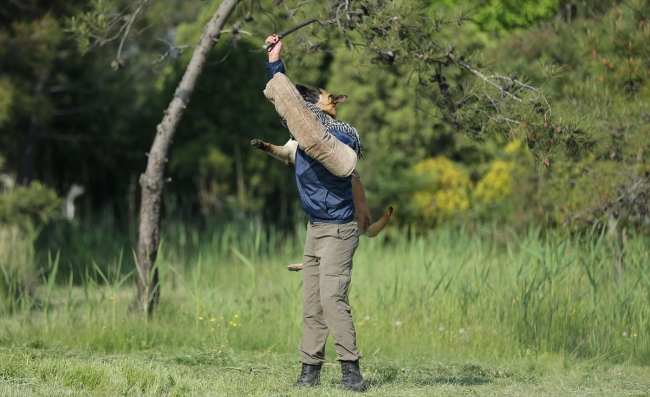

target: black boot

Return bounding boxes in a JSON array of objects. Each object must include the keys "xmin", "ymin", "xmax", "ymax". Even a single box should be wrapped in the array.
[
  {"xmin": 293, "ymin": 363, "xmax": 322, "ymax": 387},
  {"xmin": 339, "ymin": 360, "xmax": 367, "ymax": 392}
]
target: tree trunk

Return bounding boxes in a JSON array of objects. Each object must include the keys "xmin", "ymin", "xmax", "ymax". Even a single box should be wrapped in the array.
[{"xmin": 135, "ymin": 0, "xmax": 241, "ymax": 316}]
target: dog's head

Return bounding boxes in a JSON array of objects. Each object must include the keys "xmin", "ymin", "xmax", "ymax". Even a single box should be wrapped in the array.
[{"xmin": 296, "ymin": 84, "xmax": 347, "ymax": 119}]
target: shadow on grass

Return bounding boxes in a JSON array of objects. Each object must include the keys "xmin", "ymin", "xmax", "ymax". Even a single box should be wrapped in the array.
[
  {"xmin": 170, "ymin": 352, "xmax": 234, "ymax": 367},
  {"xmin": 418, "ymin": 376, "xmax": 492, "ymax": 386},
  {"xmin": 366, "ymin": 375, "xmax": 492, "ymax": 388},
  {"xmin": 364, "ymin": 363, "xmax": 497, "ymax": 388}
]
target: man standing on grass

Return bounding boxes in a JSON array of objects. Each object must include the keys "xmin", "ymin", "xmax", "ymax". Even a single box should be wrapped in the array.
[{"xmin": 264, "ymin": 34, "xmax": 367, "ymax": 393}]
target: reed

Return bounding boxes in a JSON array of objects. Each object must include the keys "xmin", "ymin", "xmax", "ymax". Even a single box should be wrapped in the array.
[{"xmin": 1, "ymin": 222, "xmax": 649, "ymax": 366}]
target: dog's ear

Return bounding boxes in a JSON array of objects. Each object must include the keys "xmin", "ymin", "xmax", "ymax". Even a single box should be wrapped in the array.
[{"xmin": 330, "ymin": 94, "xmax": 348, "ymax": 103}]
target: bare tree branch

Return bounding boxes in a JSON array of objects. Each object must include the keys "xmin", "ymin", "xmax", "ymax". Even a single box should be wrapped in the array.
[
  {"xmin": 114, "ymin": 0, "xmax": 150, "ymax": 69},
  {"xmin": 444, "ymin": 51, "xmax": 523, "ymax": 103},
  {"xmin": 152, "ymin": 39, "xmax": 195, "ymax": 65}
]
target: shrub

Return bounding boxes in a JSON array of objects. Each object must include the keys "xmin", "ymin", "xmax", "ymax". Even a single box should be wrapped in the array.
[
  {"xmin": 0, "ymin": 157, "xmax": 62, "ymax": 311},
  {"xmin": 409, "ymin": 157, "xmax": 472, "ymax": 225}
]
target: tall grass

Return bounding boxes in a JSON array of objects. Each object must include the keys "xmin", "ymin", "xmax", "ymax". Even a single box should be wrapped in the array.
[
  {"xmin": 1, "ymin": 221, "xmax": 649, "ymax": 365},
  {"xmin": 0, "ymin": 224, "xmax": 40, "ymax": 315}
]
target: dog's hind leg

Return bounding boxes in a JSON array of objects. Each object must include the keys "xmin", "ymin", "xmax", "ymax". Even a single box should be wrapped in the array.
[
  {"xmin": 287, "ymin": 263, "xmax": 303, "ymax": 271},
  {"xmin": 251, "ymin": 139, "xmax": 298, "ymax": 165},
  {"xmin": 351, "ymin": 176, "xmax": 394, "ymax": 237},
  {"xmin": 351, "ymin": 176, "xmax": 372, "ymax": 235}
]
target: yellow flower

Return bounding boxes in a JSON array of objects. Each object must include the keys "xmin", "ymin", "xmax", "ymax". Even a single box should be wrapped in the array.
[
  {"xmin": 210, "ymin": 318, "xmax": 216, "ymax": 322},
  {"xmin": 199, "ymin": 316, "xmax": 204, "ymax": 320},
  {"xmin": 234, "ymin": 314, "xmax": 239, "ymax": 318},
  {"xmin": 410, "ymin": 157, "xmax": 472, "ymax": 221},
  {"xmin": 473, "ymin": 160, "xmax": 514, "ymax": 204},
  {"xmin": 504, "ymin": 140, "xmax": 521, "ymax": 153}
]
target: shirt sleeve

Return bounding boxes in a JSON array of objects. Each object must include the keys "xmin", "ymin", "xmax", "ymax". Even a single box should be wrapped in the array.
[
  {"xmin": 265, "ymin": 60, "xmax": 290, "ymax": 129},
  {"xmin": 266, "ymin": 60, "xmax": 286, "ymax": 81}
]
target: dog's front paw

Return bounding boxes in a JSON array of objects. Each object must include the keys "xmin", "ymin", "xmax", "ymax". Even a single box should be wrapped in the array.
[
  {"xmin": 286, "ymin": 263, "xmax": 303, "ymax": 272},
  {"xmin": 251, "ymin": 139, "xmax": 267, "ymax": 151}
]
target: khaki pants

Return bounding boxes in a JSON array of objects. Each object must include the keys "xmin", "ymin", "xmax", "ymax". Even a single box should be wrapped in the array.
[{"xmin": 299, "ymin": 221, "xmax": 361, "ymax": 364}]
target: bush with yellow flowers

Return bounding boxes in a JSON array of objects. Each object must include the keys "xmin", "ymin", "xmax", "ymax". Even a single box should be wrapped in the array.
[
  {"xmin": 409, "ymin": 156, "xmax": 472, "ymax": 225},
  {"xmin": 406, "ymin": 140, "xmax": 537, "ymax": 229},
  {"xmin": 473, "ymin": 160, "xmax": 515, "ymax": 205}
]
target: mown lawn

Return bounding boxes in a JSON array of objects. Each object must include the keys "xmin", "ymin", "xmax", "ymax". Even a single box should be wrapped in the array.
[{"xmin": 2, "ymin": 347, "xmax": 650, "ymax": 396}]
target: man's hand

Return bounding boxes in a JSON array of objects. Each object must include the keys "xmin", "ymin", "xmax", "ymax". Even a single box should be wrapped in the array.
[{"xmin": 266, "ymin": 34, "xmax": 282, "ymax": 63}]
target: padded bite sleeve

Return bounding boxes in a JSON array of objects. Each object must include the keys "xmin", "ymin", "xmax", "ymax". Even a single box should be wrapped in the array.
[{"xmin": 264, "ymin": 73, "xmax": 357, "ymax": 178}]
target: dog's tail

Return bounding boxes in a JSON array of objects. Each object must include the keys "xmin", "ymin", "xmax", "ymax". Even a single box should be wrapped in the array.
[{"xmin": 364, "ymin": 207, "xmax": 393, "ymax": 237}]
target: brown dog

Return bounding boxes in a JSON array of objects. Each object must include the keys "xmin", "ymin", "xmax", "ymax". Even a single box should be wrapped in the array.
[{"xmin": 251, "ymin": 85, "xmax": 393, "ymax": 271}]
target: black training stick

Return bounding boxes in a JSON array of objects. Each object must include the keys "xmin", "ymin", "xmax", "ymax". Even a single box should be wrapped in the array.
[{"xmin": 263, "ymin": 19, "xmax": 327, "ymax": 51}]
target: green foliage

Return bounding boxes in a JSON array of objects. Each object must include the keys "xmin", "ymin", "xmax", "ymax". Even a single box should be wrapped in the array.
[
  {"xmin": 0, "ymin": 183, "xmax": 62, "ymax": 228},
  {"xmin": 306, "ymin": 0, "xmax": 603, "ymax": 171},
  {"xmin": 0, "ymin": 157, "xmax": 62, "ymax": 307},
  {"xmin": 0, "ymin": 225, "xmax": 39, "ymax": 314},
  {"xmin": 0, "ymin": 78, "xmax": 13, "ymax": 128},
  {"xmin": 0, "ymin": 12, "xmax": 64, "ymax": 76},
  {"xmin": 0, "ymin": 156, "xmax": 62, "ymax": 228},
  {"xmin": 307, "ymin": 0, "xmax": 647, "ymax": 231},
  {"xmin": 0, "ymin": 183, "xmax": 60, "ymax": 306},
  {"xmin": 0, "ymin": 12, "xmax": 63, "ymax": 156},
  {"xmin": 480, "ymin": 0, "xmax": 650, "ymax": 230},
  {"xmin": 156, "ymin": 37, "xmax": 298, "ymax": 218},
  {"xmin": 63, "ymin": 0, "xmax": 112, "ymax": 54},
  {"xmin": 471, "ymin": 0, "xmax": 562, "ymax": 33},
  {"xmin": 2, "ymin": 0, "xmax": 647, "ymax": 233}
]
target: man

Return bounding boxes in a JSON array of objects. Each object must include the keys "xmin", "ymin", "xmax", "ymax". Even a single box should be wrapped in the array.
[{"xmin": 265, "ymin": 34, "xmax": 367, "ymax": 392}]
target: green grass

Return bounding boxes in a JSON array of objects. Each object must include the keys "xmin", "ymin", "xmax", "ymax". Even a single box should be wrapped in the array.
[
  {"xmin": 2, "ymin": 222, "xmax": 650, "ymax": 395},
  {"xmin": 2, "ymin": 348, "xmax": 650, "ymax": 396}
]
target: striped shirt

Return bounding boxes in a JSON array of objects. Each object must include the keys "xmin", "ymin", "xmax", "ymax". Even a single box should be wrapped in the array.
[{"xmin": 284, "ymin": 103, "xmax": 363, "ymax": 159}]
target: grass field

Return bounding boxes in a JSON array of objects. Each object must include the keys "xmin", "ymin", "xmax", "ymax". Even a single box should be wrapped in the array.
[
  {"xmin": 3, "ymin": 347, "xmax": 650, "ymax": 396},
  {"xmin": 2, "ymin": 222, "xmax": 650, "ymax": 395}
]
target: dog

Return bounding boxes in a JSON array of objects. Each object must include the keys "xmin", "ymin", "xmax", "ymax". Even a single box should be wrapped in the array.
[{"xmin": 251, "ymin": 84, "xmax": 393, "ymax": 271}]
